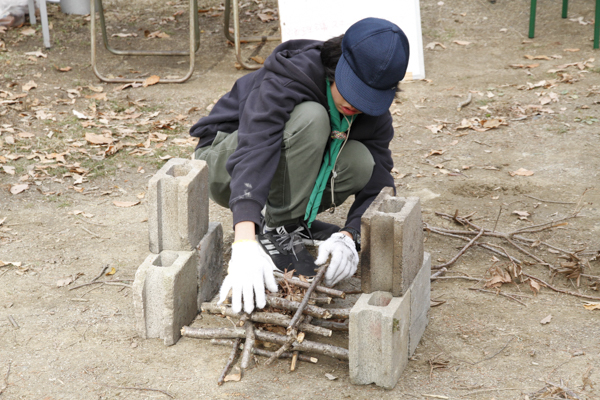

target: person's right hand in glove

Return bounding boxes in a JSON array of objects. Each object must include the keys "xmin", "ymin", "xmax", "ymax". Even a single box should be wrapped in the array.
[{"xmin": 218, "ymin": 222, "xmax": 278, "ymax": 314}]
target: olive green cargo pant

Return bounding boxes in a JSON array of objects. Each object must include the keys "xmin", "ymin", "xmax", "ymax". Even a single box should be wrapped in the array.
[{"xmin": 194, "ymin": 102, "xmax": 375, "ymax": 227}]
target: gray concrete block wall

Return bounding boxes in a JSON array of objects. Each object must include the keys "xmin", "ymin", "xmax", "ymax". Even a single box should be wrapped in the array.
[
  {"xmin": 409, "ymin": 252, "xmax": 431, "ymax": 356},
  {"xmin": 349, "ymin": 291, "xmax": 410, "ymax": 389},
  {"xmin": 148, "ymin": 158, "xmax": 209, "ymax": 254},
  {"xmin": 360, "ymin": 188, "xmax": 424, "ymax": 296},
  {"xmin": 133, "ymin": 251, "xmax": 199, "ymax": 346},
  {"xmin": 196, "ymin": 222, "xmax": 224, "ymax": 309}
]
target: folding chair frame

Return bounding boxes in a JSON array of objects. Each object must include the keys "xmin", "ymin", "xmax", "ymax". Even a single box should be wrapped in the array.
[
  {"xmin": 223, "ymin": 0, "xmax": 280, "ymax": 70},
  {"xmin": 90, "ymin": 0, "xmax": 200, "ymax": 83}
]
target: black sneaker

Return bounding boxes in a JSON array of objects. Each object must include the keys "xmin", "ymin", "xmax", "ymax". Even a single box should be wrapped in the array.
[
  {"xmin": 258, "ymin": 224, "xmax": 317, "ymax": 277},
  {"xmin": 306, "ymin": 220, "xmax": 341, "ymax": 244}
]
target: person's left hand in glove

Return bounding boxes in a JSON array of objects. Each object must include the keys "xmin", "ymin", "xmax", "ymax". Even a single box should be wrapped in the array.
[{"xmin": 315, "ymin": 231, "xmax": 358, "ymax": 287}]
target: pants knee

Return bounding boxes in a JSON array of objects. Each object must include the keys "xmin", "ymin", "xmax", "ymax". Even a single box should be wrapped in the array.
[{"xmin": 335, "ymin": 141, "xmax": 375, "ymax": 193}]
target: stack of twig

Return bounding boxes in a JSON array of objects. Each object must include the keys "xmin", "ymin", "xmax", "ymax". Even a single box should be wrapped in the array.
[{"xmin": 181, "ymin": 266, "xmax": 352, "ymax": 385}]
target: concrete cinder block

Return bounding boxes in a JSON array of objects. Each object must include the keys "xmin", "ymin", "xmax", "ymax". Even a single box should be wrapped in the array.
[
  {"xmin": 361, "ymin": 188, "xmax": 424, "ymax": 296},
  {"xmin": 349, "ymin": 291, "xmax": 410, "ymax": 389},
  {"xmin": 133, "ymin": 251, "xmax": 198, "ymax": 346},
  {"xmin": 409, "ymin": 252, "xmax": 431, "ymax": 356},
  {"xmin": 148, "ymin": 158, "xmax": 209, "ymax": 253},
  {"xmin": 196, "ymin": 222, "xmax": 224, "ymax": 309}
]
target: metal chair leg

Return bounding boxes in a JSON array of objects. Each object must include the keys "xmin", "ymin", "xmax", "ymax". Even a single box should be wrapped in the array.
[
  {"xmin": 595, "ymin": 0, "xmax": 599, "ymax": 48},
  {"xmin": 529, "ymin": 0, "xmax": 537, "ymax": 38},
  {"xmin": 90, "ymin": 0, "xmax": 197, "ymax": 83},
  {"xmin": 223, "ymin": 0, "xmax": 280, "ymax": 70}
]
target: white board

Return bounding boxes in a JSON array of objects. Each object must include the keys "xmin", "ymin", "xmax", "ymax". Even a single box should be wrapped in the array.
[{"xmin": 278, "ymin": 0, "xmax": 425, "ymax": 80}]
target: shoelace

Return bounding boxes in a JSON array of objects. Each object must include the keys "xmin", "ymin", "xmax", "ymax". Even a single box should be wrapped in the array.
[{"xmin": 274, "ymin": 226, "xmax": 306, "ymax": 260}]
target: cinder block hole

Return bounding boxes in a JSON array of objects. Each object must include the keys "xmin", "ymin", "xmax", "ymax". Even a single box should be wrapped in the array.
[
  {"xmin": 152, "ymin": 251, "xmax": 179, "ymax": 268},
  {"xmin": 379, "ymin": 198, "xmax": 406, "ymax": 214},
  {"xmin": 368, "ymin": 291, "xmax": 393, "ymax": 307},
  {"xmin": 167, "ymin": 164, "xmax": 192, "ymax": 178}
]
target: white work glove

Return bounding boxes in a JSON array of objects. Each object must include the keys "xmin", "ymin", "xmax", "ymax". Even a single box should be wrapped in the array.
[
  {"xmin": 218, "ymin": 240, "xmax": 279, "ymax": 314},
  {"xmin": 315, "ymin": 232, "xmax": 359, "ymax": 287}
]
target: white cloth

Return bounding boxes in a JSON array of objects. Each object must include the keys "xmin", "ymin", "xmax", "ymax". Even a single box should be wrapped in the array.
[
  {"xmin": 218, "ymin": 240, "xmax": 279, "ymax": 314},
  {"xmin": 315, "ymin": 232, "xmax": 358, "ymax": 287}
]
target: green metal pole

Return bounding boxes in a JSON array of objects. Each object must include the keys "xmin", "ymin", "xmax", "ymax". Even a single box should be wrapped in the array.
[
  {"xmin": 562, "ymin": 0, "xmax": 568, "ymax": 18},
  {"xmin": 529, "ymin": 0, "xmax": 537, "ymax": 38}
]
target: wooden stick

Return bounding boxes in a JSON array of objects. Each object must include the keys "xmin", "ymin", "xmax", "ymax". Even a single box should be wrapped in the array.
[
  {"xmin": 290, "ymin": 351, "xmax": 299, "ymax": 371},
  {"xmin": 468, "ymin": 288, "xmax": 527, "ymax": 306},
  {"xmin": 181, "ymin": 326, "xmax": 245, "ymax": 339},
  {"xmin": 7, "ymin": 315, "xmax": 18, "ymax": 329},
  {"xmin": 210, "ymin": 339, "xmax": 318, "ymax": 363},
  {"xmin": 523, "ymin": 194, "xmax": 576, "ymax": 204},
  {"xmin": 430, "ymin": 267, "xmax": 447, "ymax": 279},
  {"xmin": 431, "ymin": 276, "xmax": 483, "ymax": 282},
  {"xmin": 327, "ymin": 308, "xmax": 351, "ymax": 319},
  {"xmin": 240, "ymin": 321, "xmax": 255, "ymax": 371},
  {"xmin": 105, "ymin": 385, "xmax": 174, "ymax": 398},
  {"xmin": 91, "ymin": 265, "xmax": 109, "ymax": 282},
  {"xmin": 68, "ymin": 280, "xmax": 132, "ymax": 291},
  {"xmin": 275, "ymin": 275, "xmax": 346, "ymax": 298},
  {"xmin": 218, "ymin": 338, "xmax": 241, "ymax": 386},
  {"xmin": 433, "ymin": 228, "xmax": 485, "ymax": 270},
  {"xmin": 289, "ymin": 266, "xmax": 327, "ymax": 330},
  {"xmin": 265, "ymin": 295, "xmax": 331, "ymax": 319},
  {"xmin": 183, "ymin": 326, "xmax": 349, "ymax": 360},
  {"xmin": 201, "ymin": 303, "xmax": 332, "ymax": 337},
  {"xmin": 311, "ymin": 318, "xmax": 349, "ymax": 331}
]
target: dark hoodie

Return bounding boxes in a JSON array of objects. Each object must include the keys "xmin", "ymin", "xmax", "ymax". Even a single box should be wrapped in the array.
[{"xmin": 189, "ymin": 39, "xmax": 395, "ymax": 232}]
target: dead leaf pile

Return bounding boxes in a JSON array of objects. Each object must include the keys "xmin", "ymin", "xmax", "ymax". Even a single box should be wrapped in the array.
[{"xmin": 484, "ymin": 265, "xmax": 513, "ymax": 289}]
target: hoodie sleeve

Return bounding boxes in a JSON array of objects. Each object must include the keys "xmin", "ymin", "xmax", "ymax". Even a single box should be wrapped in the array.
[
  {"xmin": 225, "ymin": 75, "xmax": 315, "ymax": 228},
  {"xmin": 343, "ymin": 113, "xmax": 395, "ymax": 232}
]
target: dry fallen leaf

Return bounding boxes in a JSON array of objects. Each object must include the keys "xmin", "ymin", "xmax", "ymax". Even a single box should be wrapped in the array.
[
  {"xmin": 113, "ymin": 201, "xmax": 140, "ymax": 207},
  {"xmin": 425, "ymin": 42, "xmax": 446, "ymax": 50},
  {"xmin": 55, "ymin": 65, "xmax": 72, "ymax": 72},
  {"xmin": 250, "ymin": 55, "xmax": 265, "ymax": 64},
  {"xmin": 143, "ymin": 75, "xmax": 160, "ymax": 87},
  {"xmin": 85, "ymin": 93, "xmax": 108, "ymax": 101},
  {"xmin": 453, "ymin": 40, "xmax": 471, "ymax": 46},
  {"xmin": 563, "ymin": 48, "xmax": 580, "ymax": 52},
  {"xmin": 85, "ymin": 132, "xmax": 113, "ymax": 145},
  {"xmin": 22, "ymin": 80, "xmax": 37, "ymax": 92},
  {"xmin": 509, "ymin": 168, "xmax": 534, "ymax": 177},
  {"xmin": 525, "ymin": 54, "xmax": 551, "ymax": 60},
  {"xmin": 583, "ymin": 302, "xmax": 600, "ymax": 310},
  {"xmin": 10, "ymin": 184, "xmax": 29, "ymax": 195},
  {"xmin": 25, "ymin": 50, "xmax": 47, "ymax": 58},
  {"xmin": 106, "ymin": 267, "xmax": 116, "ymax": 275},
  {"xmin": 21, "ymin": 27, "xmax": 36, "ymax": 36},
  {"xmin": 2, "ymin": 166, "xmax": 15, "ymax": 175},
  {"xmin": 223, "ymin": 367, "xmax": 242, "ymax": 382},
  {"xmin": 513, "ymin": 210, "xmax": 530, "ymax": 220},
  {"xmin": 540, "ymin": 314, "xmax": 552, "ymax": 325},
  {"xmin": 529, "ymin": 279, "xmax": 541, "ymax": 295},
  {"xmin": 56, "ymin": 276, "xmax": 75, "ymax": 287}
]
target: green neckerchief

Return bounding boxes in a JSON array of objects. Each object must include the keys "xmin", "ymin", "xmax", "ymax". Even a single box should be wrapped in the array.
[{"xmin": 304, "ymin": 80, "xmax": 356, "ymax": 228}]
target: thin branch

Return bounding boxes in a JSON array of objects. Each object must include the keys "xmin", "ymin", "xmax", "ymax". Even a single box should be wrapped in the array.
[
  {"xmin": 69, "ymin": 280, "xmax": 132, "ymax": 291},
  {"xmin": 523, "ymin": 194, "xmax": 576, "ymax": 204},
  {"xmin": 105, "ymin": 385, "xmax": 174, "ymax": 399},
  {"xmin": 433, "ymin": 228, "xmax": 485, "ymax": 270},
  {"xmin": 218, "ymin": 338, "xmax": 241, "ymax": 385},
  {"xmin": 91, "ymin": 265, "xmax": 109, "ymax": 282},
  {"xmin": 0, "ymin": 360, "xmax": 11, "ymax": 396},
  {"xmin": 469, "ymin": 288, "xmax": 527, "ymax": 306},
  {"xmin": 523, "ymin": 273, "xmax": 600, "ymax": 301},
  {"xmin": 470, "ymin": 337, "xmax": 515, "ymax": 365}
]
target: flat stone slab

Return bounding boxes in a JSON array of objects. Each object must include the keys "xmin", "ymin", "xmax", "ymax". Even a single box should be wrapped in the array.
[
  {"xmin": 148, "ymin": 158, "xmax": 209, "ymax": 253},
  {"xmin": 361, "ymin": 188, "xmax": 424, "ymax": 296},
  {"xmin": 133, "ymin": 250, "xmax": 198, "ymax": 346},
  {"xmin": 349, "ymin": 291, "xmax": 410, "ymax": 389}
]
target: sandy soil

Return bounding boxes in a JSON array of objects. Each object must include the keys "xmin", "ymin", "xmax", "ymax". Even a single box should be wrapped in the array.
[{"xmin": 1, "ymin": 0, "xmax": 600, "ymax": 398}]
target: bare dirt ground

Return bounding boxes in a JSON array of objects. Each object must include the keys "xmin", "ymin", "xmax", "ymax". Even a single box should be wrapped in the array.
[{"xmin": 1, "ymin": 0, "xmax": 600, "ymax": 398}]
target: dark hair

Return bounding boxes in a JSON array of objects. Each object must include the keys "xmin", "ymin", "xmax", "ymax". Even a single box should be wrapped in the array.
[
  {"xmin": 320, "ymin": 33, "xmax": 402, "ymax": 94},
  {"xmin": 320, "ymin": 35, "xmax": 344, "ymax": 82}
]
